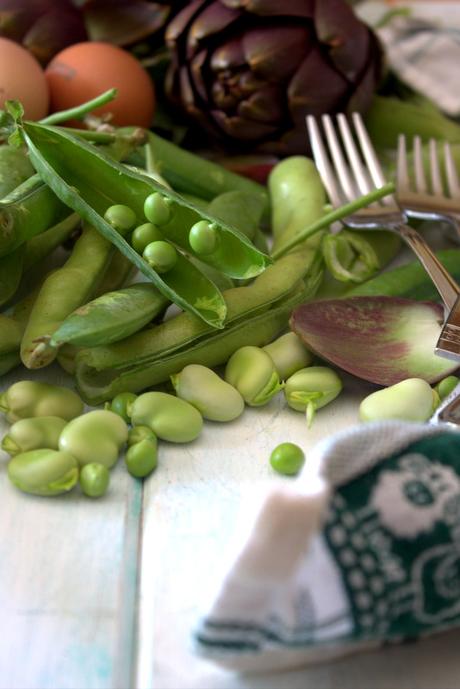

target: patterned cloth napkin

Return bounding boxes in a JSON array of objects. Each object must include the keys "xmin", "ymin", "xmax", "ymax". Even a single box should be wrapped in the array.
[
  {"xmin": 193, "ymin": 420, "xmax": 460, "ymax": 673},
  {"xmin": 377, "ymin": 9, "xmax": 460, "ymax": 116}
]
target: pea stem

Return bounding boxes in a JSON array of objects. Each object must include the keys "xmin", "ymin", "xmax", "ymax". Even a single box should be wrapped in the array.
[
  {"xmin": 271, "ymin": 182, "xmax": 395, "ymax": 259},
  {"xmin": 40, "ymin": 89, "xmax": 118, "ymax": 125}
]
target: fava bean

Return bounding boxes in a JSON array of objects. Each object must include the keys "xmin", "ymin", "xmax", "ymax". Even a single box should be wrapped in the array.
[
  {"xmin": 359, "ymin": 378, "xmax": 437, "ymax": 423},
  {"xmin": 127, "ymin": 425, "xmax": 156, "ymax": 447},
  {"xmin": 0, "ymin": 381, "xmax": 83, "ymax": 424},
  {"xmin": 2, "ymin": 416, "xmax": 67, "ymax": 456},
  {"xmin": 263, "ymin": 332, "xmax": 312, "ymax": 381},
  {"xmin": 225, "ymin": 346, "xmax": 283, "ymax": 407},
  {"xmin": 106, "ymin": 392, "xmax": 137, "ymax": 423},
  {"xmin": 130, "ymin": 392, "xmax": 203, "ymax": 443},
  {"xmin": 7, "ymin": 449, "xmax": 79, "ymax": 496},
  {"xmin": 435, "ymin": 375, "xmax": 459, "ymax": 401},
  {"xmin": 79, "ymin": 463, "xmax": 110, "ymax": 498},
  {"xmin": 269, "ymin": 442, "xmax": 305, "ymax": 476},
  {"xmin": 125, "ymin": 437, "xmax": 158, "ymax": 478},
  {"xmin": 284, "ymin": 366, "xmax": 342, "ymax": 427},
  {"xmin": 59, "ymin": 410, "xmax": 128, "ymax": 468},
  {"xmin": 171, "ymin": 364, "xmax": 244, "ymax": 421}
]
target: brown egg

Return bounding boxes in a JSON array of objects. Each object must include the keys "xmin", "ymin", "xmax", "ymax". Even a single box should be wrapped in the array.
[
  {"xmin": 45, "ymin": 42, "xmax": 156, "ymax": 128},
  {"xmin": 0, "ymin": 38, "xmax": 49, "ymax": 120}
]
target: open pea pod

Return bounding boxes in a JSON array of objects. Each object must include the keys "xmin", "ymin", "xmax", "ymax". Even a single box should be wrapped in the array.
[
  {"xmin": 22, "ymin": 123, "xmax": 228, "ymax": 328},
  {"xmin": 23, "ymin": 123, "xmax": 270, "ymax": 279}
]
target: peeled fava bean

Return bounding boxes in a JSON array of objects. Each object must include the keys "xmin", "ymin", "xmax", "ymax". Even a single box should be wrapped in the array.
[
  {"xmin": 128, "ymin": 425, "xmax": 156, "ymax": 447},
  {"xmin": 263, "ymin": 332, "xmax": 312, "ymax": 381},
  {"xmin": 125, "ymin": 437, "xmax": 158, "ymax": 478},
  {"xmin": 7, "ymin": 449, "xmax": 79, "ymax": 496},
  {"xmin": 80, "ymin": 463, "xmax": 110, "ymax": 498},
  {"xmin": 284, "ymin": 366, "xmax": 343, "ymax": 427},
  {"xmin": 171, "ymin": 364, "xmax": 244, "ymax": 422},
  {"xmin": 106, "ymin": 392, "xmax": 137, "ymax": 423},
  {"xmin": 2, "ymin": 416, "xmax": 67, "ymax": 456},
  {"xmin": 130, "ymin": 392, "xmax": 203, "ymax": 443},
  {"xmin": 225, "ymin": 346, "xmax": 283, "ymax": 407},
  {"xmin": 59, "ymin": 410, "xmax": 128, "ymax": 468},
  {"xmin": 359, "ymin": 378, "xmax": 437, "ymax": 423},
  {"xmin": 0, "ymin": 381, "xmax": 84, "ymax": 424}
]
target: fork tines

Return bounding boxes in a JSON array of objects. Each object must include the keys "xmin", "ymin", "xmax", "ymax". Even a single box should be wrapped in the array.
[
  {"xmin": 397, "ymin": 135, "xmax": 460, "ymax": 203},
  {"xmin": 306, "ymin": 113, "xmax": 395, "ymax": 209}
]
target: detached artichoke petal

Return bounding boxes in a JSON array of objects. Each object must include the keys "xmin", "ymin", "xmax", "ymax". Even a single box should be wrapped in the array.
[{"xmin": 83, "ymin": 0, "xmax": 170, "ymax": 46}]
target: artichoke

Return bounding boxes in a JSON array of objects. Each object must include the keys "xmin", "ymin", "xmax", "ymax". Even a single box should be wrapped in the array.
[{"xmin": 166, "ymin": 0, "xmax": 383, "ymax": 154}]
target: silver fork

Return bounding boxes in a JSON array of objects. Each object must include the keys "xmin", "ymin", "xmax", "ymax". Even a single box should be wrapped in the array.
[
  {"xmin": 306, "ymin": 112, "xmax": 459, "ymax": 312},
  {"xmin": 397, "ymin": 136, "xmax": 460, "ymax": 233}
]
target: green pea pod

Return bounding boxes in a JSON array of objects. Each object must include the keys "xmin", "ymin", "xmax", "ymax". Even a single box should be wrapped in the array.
[
  {"xmin": 322, "ymin": 229, "xmax": 401, "ymax": 284},
  {"xmin": 0, "ymin": 145, "xmax": 35, "ymax": 199},
  {"xmin": 207, "ymin": 190, "xmax": 265, "ymax": 242},
  {"xmin": 269, "ymin": 157, "xmax": 327, "ymax": 255},
  {"xmin": 0, "ymin": 351, "xmax": 21, "ymax": 377},
  {"xmin": 23, "ymin": 213, "xmax": 81, "ymax": 272},
  {"xmin": 50, "ymin": 283, "xmax": 170, "ymax": 349},
  {"xmin": 0, "ymin": 244, "xmax": 25, "ymax": 306},
  {"xmin": 20, "ymin": 223, "xmax": 114, "ymax": 369},
  {"xmin": 147, "ymin": 132, "xmax": 269, "ymax": 212},
  {"xmin": 0, "ymin": 314, "xmax": 23, "ymax": 355},
  {"xmin": 0, "ymin": 174, "xmax": 69, "ymax": 257},
  {"xmin": 93, "ymin": 249, "xmax": 137, "ymax": 297},
  {"xmin": 76, "ymin": 276, "xmax": 316, "ymax": 404},
  {"xmin": 22, "ymin": 122, "xmax": 271, "ymax": 324}
]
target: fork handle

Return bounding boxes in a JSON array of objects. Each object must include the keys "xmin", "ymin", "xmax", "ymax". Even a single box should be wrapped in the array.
[{"xmin": 396, "ymin": 224, "xmax": 459, "ymax": 311}]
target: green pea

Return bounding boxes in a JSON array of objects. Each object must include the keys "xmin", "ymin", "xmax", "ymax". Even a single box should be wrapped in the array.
[
  {"xmin": 143, "ymin": 241, "xmax": 178, "ymax": 274},
  {"xmin": 270, "ymin": 442, "xmax": 305, "ymax": 476},
  {"xmin": 171, "ymin": 364, "xmax": 244, "ymax": 422},
  {"xmin": 7, "ymin": 449, "xmax": 79, "ymax": 496},
  {"xmin": 359, "ymin": 378, "xmax": 437, "ymax": 423},
  {"xmin": 0, "ymin": 381, "xmax": 84, "ymax": 424},
  {"xmin": 104, "ymin": 204, "xmax": 137, "ymax": 235},
  {"xmin": 59, "ymin": 410, "xmax": 128, "ymax": 468},
  {"xmin": 106, "ymin": 392, "xmax": 137, "ymax": 423},
  {"xmin": 285, "ymin": 366, "xmax": 342, "ymax": 427},
  {"xmin": 225, "ymin": 346, "xmax": 283, "ymax": 407},
  {"xmin": 128, "ymin": 425, "xmax": 156, "ymax": 447},
  {"xmin": 79, "ymin": 463, "xmax": 110, "ymax": 498},
  {"xmin": 263, "ymin": 332, "xmax": 312, "ymax": 381},
  {"xmin": 1, "ymin": 416, "xmax": 67, "ymax": 456},
  {"xmin": 188, "ymin": 221, "xmax": 219, "ymax": 255},
  {"xmin": 144, "ymin": 192, "xmax": 172, "ymax": 226},
  {"xmin": 125, "ymin": 437, "xmax": 158, "ymax": 478},
  {"xmin": 130, "ymin": 391, "xmax": 203, "ymax": 443},
  {"xmin": 435, "ymin": 375, "xmax": 459, "ymax": 401},
  {"xmin": 131, "ymin": 223, "xmax": 163, "ymax": 254}
]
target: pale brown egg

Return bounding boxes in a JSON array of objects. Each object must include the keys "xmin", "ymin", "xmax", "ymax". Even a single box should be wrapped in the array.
[
  {"xmin": 45, "ymin": 42, "xmax": 156, "ymax": 128},
  {"xmin": 0, "ymin": 38, "xmax": 49, "ymax": 120}
]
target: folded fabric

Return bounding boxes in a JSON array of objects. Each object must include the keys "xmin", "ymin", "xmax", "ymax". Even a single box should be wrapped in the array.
[
  {"xmin": 378, "ymin": 13, "xmax": 460, "ymax": 116},
  {"xmin": 194, "ymin": 420, "xmax": 460, "ymax": 673}
]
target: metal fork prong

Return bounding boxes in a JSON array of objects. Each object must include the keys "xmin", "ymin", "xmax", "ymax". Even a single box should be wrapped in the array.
[
  {"xmin": 306, "ymin": 115, "xmax": 344, "ymax": 208},
  {"xmin": 321, "ymin": 115, "xmax": 357, "ymax": 203},
  {"xmin": 352, "ymin": 112, "xmax": 387, "ymax": 189},
  {"xmin": 413, "ymin": 136, "xmax": 428, "ymax": 193},
  {"xmin": 337, "ymin": 113, "xmax": 373, "ymax": 196},
  {"xmin": 444, "ymin": 142, "xmax": 460, "ymax": 199},
  {"xmin": 429, "ymin": 139, "xmax": 443, "ymax": 196},
  {"xmin": 397, "ymin": 134, "xmax": 410, "ymax": 193}
]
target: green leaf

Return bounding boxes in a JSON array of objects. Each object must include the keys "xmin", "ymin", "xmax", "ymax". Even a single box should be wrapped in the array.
[{"xmin": 5, "ymin": 100, "xmax": 24, "ymax": 121}]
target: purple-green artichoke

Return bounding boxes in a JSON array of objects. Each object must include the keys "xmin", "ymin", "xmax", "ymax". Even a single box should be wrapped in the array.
[{"xmin": 166, "ymin": 0, "xmax": 383, "ymax": 154}]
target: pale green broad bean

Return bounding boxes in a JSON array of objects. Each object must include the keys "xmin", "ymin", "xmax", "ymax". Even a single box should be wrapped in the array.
[
  {"xmin": 7, "ymin": 449, "xmax": 79, "ymax": 496},
  {"xmin": 125, "ymin": 437, "xmax": 158, "ymax": 478},
  {"xmin": 130, "ymin": 392, "xmax": 203, "ymax": 443},
  {"xmin": 2, "ymin": 416, "xmax": 67, "ymax": 456},
  {"xmin": 225, "ymin": 346, "xmax": 283, "ymax": 407},
  {"xmin": 285, "ymin": 366, "xmax": 342, "ymax": 426},
  {"xmin": 435, "ymin": 375, "xmax": 459, "ymax": 401},
  {"xmin": 128, "ymin": 425, "xmax": 156, "ymax": 447},
  {"xmin": 263, "ymin": 332, "xmax": 312, "ymax": 381},
  {"xmin": 79, "ymin": 463, "xmax": 110, "ymax": 498},
  {"xmin": 359, "ymin": 378, "xmax": 437, "ymax": 423},
  {"xmin": 171, "ymin": 364, "xmax": 244, "ymax": 421},
  {"xmin": 0, "ymin": 381, "xmax": 83, "ymax": 424},
  {"xmin": 59, "ymin": 410, "xmax": 128, "ymax": 468}
]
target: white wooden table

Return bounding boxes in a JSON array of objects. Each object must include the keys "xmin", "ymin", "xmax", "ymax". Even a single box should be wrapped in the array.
[{"xmin": 2, "ymin": 364, "xmax": 460, "ymax": 689}]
